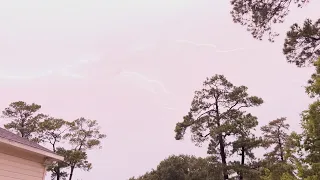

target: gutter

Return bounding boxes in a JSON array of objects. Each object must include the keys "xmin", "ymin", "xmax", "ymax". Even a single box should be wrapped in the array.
[{"xmin": 0, "ymin": 136, "xmax": 64, "ymax": 161}]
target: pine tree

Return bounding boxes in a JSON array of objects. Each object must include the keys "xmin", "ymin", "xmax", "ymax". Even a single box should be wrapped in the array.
[
  {"xmin": 260, "ymin": 118, "xmax": 296, "ymax": 180},
  {"xmin": 2, "ymin": 101, "xmax": 46, "ymax": 140},
  {"xmin": 174, "ymin": 74, "xmax": 263, "ymax": 179},
  {"xmin": 230, "ymin": 113, "xmax": 262, "ymax": 180}
]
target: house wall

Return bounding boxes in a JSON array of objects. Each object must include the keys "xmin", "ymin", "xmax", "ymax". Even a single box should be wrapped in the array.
[{"xmin": 0, "ymin": 142, "xmax": 47, "ymax": 180}]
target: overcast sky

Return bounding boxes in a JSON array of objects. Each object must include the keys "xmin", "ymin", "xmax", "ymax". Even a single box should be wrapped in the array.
[{"xmin": 0, "ymin": 0, "xmax": 319, "ymax": 179}]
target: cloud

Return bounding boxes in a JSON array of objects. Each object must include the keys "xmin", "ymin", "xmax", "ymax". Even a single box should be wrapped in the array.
[
  {"xmin": 0, "ymin": 70, "xmax": 51, "ymax": 80},
  {"xmin": 175, "ymin": 39, "xmax": 247, "ymax": 53},
  {"xmin": 0, "ymin": 57, "xmax": 102, "ymax": 81},
  {"xmin": 0, "ymin": 75, "xmax": 38, "ymax": 80},
  {"xmin": 130, "ymin": 44, "xmax": 155, "ymax": 52},
  {"xmin": 53, "ymin": 69, "xmax": 85, "ymax": 79},
  {"xmin": 0, "ymin": 70, "xmax": 84, "ymax": 81},
  {"xmin": 119, "ymin": 69, "xmax": 171, "ymax": 94},
  {"xmin": 49, "ymin": 57, "xmax": 102, "ymax": 76}
]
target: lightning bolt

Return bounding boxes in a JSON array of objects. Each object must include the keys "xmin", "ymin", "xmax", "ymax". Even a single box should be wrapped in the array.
[
  {"xmin": 119, "ymin": 69, "xmax": 172, "ymax": 95},
  {"xmin": 176, "ymin": 40, "xmax": 218, "ymax": 48},
  {"xmin": 163, "ymin": 105, "xmax": 176, "ymax": 111},
  {"xmin": 175, "ymin": 39, "xmax": 247, "ymax": 53},
  {"xmin": 118, "ymin": 69, "xmax": 175, "ymax": 110}
]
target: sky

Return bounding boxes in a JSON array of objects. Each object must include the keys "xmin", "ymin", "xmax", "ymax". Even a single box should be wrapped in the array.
[{"xmin": 0, "ymin": 0, "xmax": 319, "ymax": 179}]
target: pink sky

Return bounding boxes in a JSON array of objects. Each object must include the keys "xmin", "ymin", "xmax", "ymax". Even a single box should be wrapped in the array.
[{"xmin": 0, "ymin": 0, "xmax": 319, "ymax": 179}]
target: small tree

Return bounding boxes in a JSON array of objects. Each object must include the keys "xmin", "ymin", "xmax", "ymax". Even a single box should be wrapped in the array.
[
  {"xmin": 261, "ymin": 118, "xmax": 290, "ymax": 163},
  {"xmin": 2, "ymin": 101, "xmax": 46, "ymax": 140},
  {"xmin": 64, "ymin": 117, "xmax": 106, "ymax": 180},
  {"xmin": 174, "ymin": 74, "xmax": 263, "ymax": 179},
  {"xmin": 37, "ymin": 117, "xmax": 70, "ymax": 180},
  {"xmin": 231, "ymin": 113, "xmax": 262, "ymax": 180},
  {"xmin": 260, "ymin": 118, "xmax": 296, "ymax": 180}
]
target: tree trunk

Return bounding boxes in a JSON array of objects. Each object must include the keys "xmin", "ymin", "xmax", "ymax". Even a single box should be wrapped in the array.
[
  {"xmin": 239, "ymin": 146, "xmax": 245, "ymax": 180},
  {"xmin": 20, "ymin": 119, "xmax": 26, "ymax": 138},
  {"xmin": 69, "ymin": 166, "xmax": 75, "ymax": 180},
  {"xmin": 215, "ymin": 98, "xmax": 228, "ymax": 180},
  {"xmin": 53, "ymin": 145, "xmax": 59, "ymax": 180},
  {"xmin": 279, "ymin": 141, "xmax": 284, "ymax": 161},
  {"xmin": 56, "ymin": 168, "xmax": 60, "ymax": 180},
  {"xmin": 219, "ymin": 134, "xmax": 228, "ymax": 180},
  {"xmin": 278, "ymin": 128, "xmax": 284, "ymax": 162}
]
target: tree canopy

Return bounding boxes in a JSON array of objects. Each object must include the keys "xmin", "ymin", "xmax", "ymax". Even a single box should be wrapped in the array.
[
  {"xmin": 230, "ymin": 0, "xmax": 320, "ymax": 67},
  {"xmin": 129, "ymin": 155, "xmax": 223, "ymax": 180},
  {"xmin": 175, "ymin": 74, "xmax": 263, "ymax": 179},
  {"xmin": 0, "ymin": 102, "xmax": 106, "ymax": 180},
  {"xmin": 2, "ymin": 101, "xmax": 46, "ymax": 140}
]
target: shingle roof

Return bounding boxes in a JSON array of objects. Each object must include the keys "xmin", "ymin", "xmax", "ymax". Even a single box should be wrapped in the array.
[{"xmin": 0, "ymin": 127, "xmax": 53, "ymax": 153}]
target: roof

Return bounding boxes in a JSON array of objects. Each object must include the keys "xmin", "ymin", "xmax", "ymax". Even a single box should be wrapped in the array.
[{"xmin": 0, "ymin": 127, "xmax": 53, "ymax": 153}]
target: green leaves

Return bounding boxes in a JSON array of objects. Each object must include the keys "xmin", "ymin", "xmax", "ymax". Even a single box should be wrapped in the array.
[
  {"xmin": 2, "ymin": 101, "xmax": 46, "ymax": 139},
  {"xmin": 231, "ymin": 0, "xmax": 303, "ymax": 42},
  {"xmin": 227, "ymin": 7, "xmax": 320, "ymax": 180},
  {"xmin": 130, "ymin": 155, "xmax": 223, "ymax": 180},
  {"xmin": 60, "ymin": 117, "xmax": 106, "ymax": 180},
  {"xmin": 37, "ymin": 118, "xmax": 69, "ymax": 147},
  {"xmin": 229, "ymin": 0, "xmax": 319, "ymax": 68},
  {"xmin": 230, "ymin": 0, "xmax": 310, "ymax": 42},
  {"xmin": 175, "ymin": 74, "xmax": 263, "ymax": 146},
  {"xmin": 283, "ymin": 19, "xmax": 320, "ymax": 67},
  {"xmin": 58, "ymin": 148, "xmax": 92, "ymax": 171},
  {"xmin": 64, "ymin": 117, "xmax": 106, "ymax": 151},
  {"xmin": 42, "ymin": 117, "xmax": 106, "ymax": 180},
  {"xmin": 1, "ymin": 101, "xmax": 106, "ymax": 180},
  {"xmin": 305, "ymin": 58, "xmax": 320, "ymax": 97},
  {"xmin": 260, "ymin": 117, "xmax": 291, "ymax": 170},
  {"xmin": 174, "ymin": 74, "xmax": 264, "ymax": 179},
  {"xmin": 297, "ymin": 100, "xmax": 320, "ymax": 179},
  {"xmin": 260, "ymin": 163, "xmax": 297, "ymax": 180}
]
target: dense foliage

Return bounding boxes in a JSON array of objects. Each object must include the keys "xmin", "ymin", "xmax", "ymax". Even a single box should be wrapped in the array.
[{"xmin": 129, "ymin": 155, "xmax": 223, "ymax": 180}]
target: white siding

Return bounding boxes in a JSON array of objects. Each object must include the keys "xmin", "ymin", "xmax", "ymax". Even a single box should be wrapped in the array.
[
  {"xmin": 0, "ymin": 142, "xmax": 46, "ymax": 180},
  {"xmin": 0, "ymin": 152, "xmax": 45, "ymax": 180}
]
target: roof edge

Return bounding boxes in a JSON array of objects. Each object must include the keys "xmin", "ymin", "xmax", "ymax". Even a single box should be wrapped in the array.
[{"xmin": 0, "ymin": 136, "xmax": 64, "ymax": 161}]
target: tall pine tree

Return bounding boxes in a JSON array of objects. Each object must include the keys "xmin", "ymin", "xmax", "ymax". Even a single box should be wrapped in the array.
[{"xmin": 174, "ymin": 74, "xmax": 263, "ymax": 179}]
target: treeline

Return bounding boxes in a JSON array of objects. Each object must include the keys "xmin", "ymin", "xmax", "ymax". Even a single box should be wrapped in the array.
[
  {"xmin": 1, "ymin": 101, "xmax": 106, "ymax": 180},
  {"xmin": 129, "ymin": 59, "xmax": 320, "ymax": 180}
]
